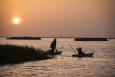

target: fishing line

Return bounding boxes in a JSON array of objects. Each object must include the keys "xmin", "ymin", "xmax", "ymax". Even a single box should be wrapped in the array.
[{"xmin": 69, "ymin": 44, "xmax": 77, "ymax": 54}]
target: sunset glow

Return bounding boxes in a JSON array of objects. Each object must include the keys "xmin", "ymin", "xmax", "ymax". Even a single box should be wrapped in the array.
[
  {"xmin": 12, "ymin": 17, "xmax": 21, "ymax": 25},
  {"xmin": 1, "ymin": 0, "xmax": 114, "ymax": 37}
]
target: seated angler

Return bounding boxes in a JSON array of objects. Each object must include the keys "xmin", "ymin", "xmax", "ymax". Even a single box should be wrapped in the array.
[{"xmin": 76, "ymin": 47, "xmax": 86, "ymax": 56}]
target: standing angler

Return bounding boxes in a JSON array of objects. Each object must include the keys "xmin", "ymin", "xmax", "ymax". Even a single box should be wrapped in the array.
[{"xmin": 50, "ymin": 38, "xmax": 57, "ymax": 54}]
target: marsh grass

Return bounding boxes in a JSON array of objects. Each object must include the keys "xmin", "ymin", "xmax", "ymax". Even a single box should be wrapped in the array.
[{"xmin": 0, "ymin": 44, "xmax": 51, "ymax": 65}]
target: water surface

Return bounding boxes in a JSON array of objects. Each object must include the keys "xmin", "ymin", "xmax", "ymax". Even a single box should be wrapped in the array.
[{"xmin": 0, "ymin": 38, "xmax": 115, "ymax": 77}]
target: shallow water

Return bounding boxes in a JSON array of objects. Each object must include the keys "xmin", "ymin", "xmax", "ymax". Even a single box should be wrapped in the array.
[{"xmin": 0, "ymin": 38, "xmax": 115, "ymax": 77}]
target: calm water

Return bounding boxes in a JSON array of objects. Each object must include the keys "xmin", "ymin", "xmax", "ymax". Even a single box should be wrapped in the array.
[{"xmin": 0, "ymin": 38, "xmax": 115, "ymax": 77}]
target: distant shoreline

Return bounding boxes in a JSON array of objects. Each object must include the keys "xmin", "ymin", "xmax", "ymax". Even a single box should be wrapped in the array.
[
  {"xmin": 74, "ymin": 38, "xmax": 109, "ymax": 41},
  {"xmin": 0, "ymin": 37, "xmax": 115, "ymax": 39},
  {"xmin": 6, "ymin": 37, "xmax": 41, "ymax": 40}
]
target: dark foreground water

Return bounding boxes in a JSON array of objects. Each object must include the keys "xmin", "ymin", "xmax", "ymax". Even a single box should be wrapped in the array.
[{"xmin": 0, "ymin": 38, "xmax": 115, "ymax": 77}]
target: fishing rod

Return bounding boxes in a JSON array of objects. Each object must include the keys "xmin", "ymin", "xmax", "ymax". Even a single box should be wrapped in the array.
[{"xmin": 69, "ymin": 44, "xmax": 77, "ymax": 54}]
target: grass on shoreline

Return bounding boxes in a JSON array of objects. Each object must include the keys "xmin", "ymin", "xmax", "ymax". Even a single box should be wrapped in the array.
[{"xmin": 0, "ymin": 44, "xmax": 51, "ymax": 65}]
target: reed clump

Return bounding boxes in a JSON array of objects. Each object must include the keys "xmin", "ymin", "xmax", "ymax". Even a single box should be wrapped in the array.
[{"xmin": 0, "ymin": 44, "xmax": 51, "ymax": 65}]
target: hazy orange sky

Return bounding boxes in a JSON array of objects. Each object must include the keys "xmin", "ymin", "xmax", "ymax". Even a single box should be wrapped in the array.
[{"xmin": 0, "ymin": 0, "xmax": 115, "ymax": 37}]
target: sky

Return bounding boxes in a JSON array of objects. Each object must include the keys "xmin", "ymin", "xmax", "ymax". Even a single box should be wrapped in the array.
[{"xmin": 0, "ymin": 0, "xmax": 115, "ymax": 37}]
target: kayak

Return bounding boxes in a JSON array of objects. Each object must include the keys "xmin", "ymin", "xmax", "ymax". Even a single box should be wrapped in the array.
[{"xmin": 72, "ymin": 53, "xmax": 94, "ymax": 57}]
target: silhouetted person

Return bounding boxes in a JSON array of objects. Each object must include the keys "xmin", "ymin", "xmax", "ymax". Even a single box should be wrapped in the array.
[
  {"xmin": 76, "ymin": 48, "xmax": 85, "ymax": 56},
  {"xmin": 50, "ymin": 38, "xmax": 57, "ymax": 54}
]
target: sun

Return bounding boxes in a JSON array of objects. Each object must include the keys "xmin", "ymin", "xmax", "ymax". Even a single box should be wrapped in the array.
[{"xmin": 12, "ymin": 17, "xmax": 21, "ymax": 25}]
